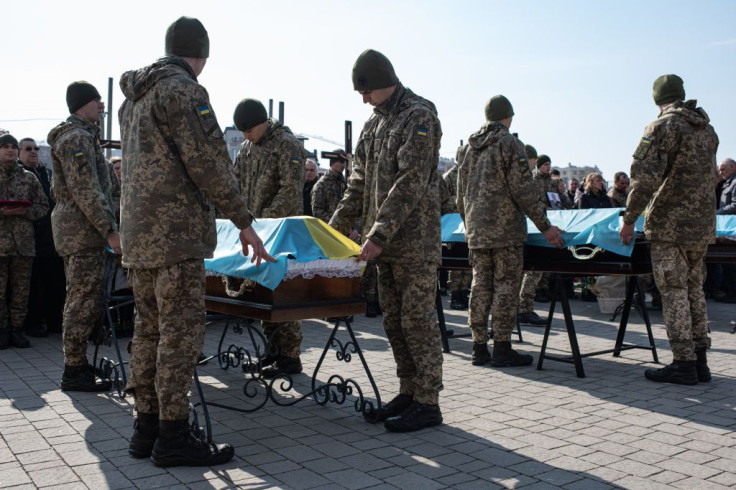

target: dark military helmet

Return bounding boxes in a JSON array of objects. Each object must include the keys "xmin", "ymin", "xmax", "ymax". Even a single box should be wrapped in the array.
[
  {"xmin": 352, "ymin": 49, "xmax": 399, "ymax": 91},
  {"xmin": 484, "ymin": 95, "xmax": 514, "ymax": 122},
  {"xmin": 233, "ymin": 99, "xmax": 268, "ymax": 132},
  {"xmin": 536, "ymin": 154, "xmax": 551, "ymax": 168},
  {"xmin": 66, "ymin": 81, "xmax": 101, "ymax": 114},
  {"xmin": 652, "ymin": 74, "xmax": 685, "ymax": 106},
  {"xmin": 0, "ymin": 133, "xmax": 19, "ymax": 148},
  {"xmin": 165, "ymin": 16, "xmax": 210, "ymax": 59},
  {"xmin": 525, "ymin": 144, "xmax": 538, "ymax": 159}
]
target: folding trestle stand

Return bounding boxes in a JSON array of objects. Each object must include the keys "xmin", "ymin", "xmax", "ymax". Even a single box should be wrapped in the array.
[
  {"xmin": 190, "ymin": 315, "xmax": 383, "ymax": 443},
  {"xmin": 537, "ymin": 274, "xmax": 659, "ymax": 378}
]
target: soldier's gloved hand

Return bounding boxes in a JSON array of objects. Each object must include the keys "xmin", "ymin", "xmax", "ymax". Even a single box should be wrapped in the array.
[
  {"xmin": 543, "ymin": 226, "xmax": 565, "ymax": 249},
  {"xmin": 240, "ymin": 226, "xmax": 276, "ymax": 268}
]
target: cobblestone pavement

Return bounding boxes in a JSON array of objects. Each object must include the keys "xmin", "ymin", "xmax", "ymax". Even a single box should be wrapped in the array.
[{"xmin": 1, "ymin": 294, "xmax": 735, "ymax": 489}]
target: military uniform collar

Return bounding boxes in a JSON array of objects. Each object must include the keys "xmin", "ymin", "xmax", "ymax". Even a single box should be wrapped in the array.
[
  {"xmin": 66, "ymin": 114, "xmax": 100, "ymax": 137},
  {"xmin": 374, "ymin": 83, "xmax": 406, "ymax": 116}
]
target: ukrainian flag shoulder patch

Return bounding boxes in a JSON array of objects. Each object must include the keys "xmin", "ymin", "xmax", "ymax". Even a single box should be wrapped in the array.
[
  {"xmin": 74, "ymin": 150, "xmax": 84, "ymax": 158},
  {"xmin": 291, "ymin": 157, "xmax": 301, "ymax": 165},
  {"xmin": 416, "ymin": 126, "xmax": 428, "ymax": 137},
  {"xmin": 198, "ymin": 105, "xmax": 212, "ymax": 116}
]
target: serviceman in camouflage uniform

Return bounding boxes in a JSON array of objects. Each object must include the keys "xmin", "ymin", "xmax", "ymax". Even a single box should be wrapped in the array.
[
  {"xmin": 0, "ymin": 134, "xmax": 48, "ymax": 349},
  {"xmin": 457, "ymin": 96, "xmax": 563, "ymax": 367},
  {"xmin": 608, "ymin": 171, "xmax": 630, "ymax": 207},
  {"xmin": 48, "ymin": 82, "xmax": 119, "ymax": 392},
  {"xmin": 312, "ymin": 149, "xmax": 348, "ymax": 222},
  {"xmin": 620, "ymin": 74, "xmax": 718, "ymax": 385},
  {"xmin": 232, "ymin": 98, "xmax": 306, "ymax": 378},
  {"xmin": 441, "ymin": 154, "xmax": 471, "ymax": 310},
  {"xmin": 331, "ymin": 49, "xmax": 443, "ymax": 432},
  {"xmin": 119, "ymin": 17, "xmax": 273, "ymax": 467},
  {"xmin": 517, "ymin": 144, "xmax": 548, "ymax": 326}
]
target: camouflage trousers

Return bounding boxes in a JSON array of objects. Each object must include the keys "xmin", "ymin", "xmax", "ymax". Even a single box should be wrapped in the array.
[
  {"xmin": 262, "ymin": 321, "xmax": 302, "ymax": 359},
  {"xmin": 0, "ymin": 256, "xmax": 33, "ymax": 333},
  {"xmin": 126, "ymin": 259, "xmax": 205, "ymax": 421},
  {"xmin": 362, "ymin": 260, "xmax": 379, "ymax": 302},
  {"xmin": 448, "ymin": 269, "xmax": 472, "ymax": 292},
  {"xmin": 468, "ymin": 247, "xmax": 524, "ymax": 343},
  {"xmin": 377, "ymin": 260, "xmax": 443, "ymax": 405},
  {"xmin": 650, "ymin": 242, "xmax": 710, "ymax": 361},
  {"xmin": 518, "ymin": 271, "xmax": 542, "ymax": 314},
  {"xmin": 62, "ymin": 249, "xmax": 106, "ymax": 366}
]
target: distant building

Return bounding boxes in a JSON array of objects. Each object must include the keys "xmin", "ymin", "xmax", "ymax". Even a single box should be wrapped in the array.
[
  {"xmin": 555, "ymin": 162, "xmax": 608, "ymax": 187},
  {"xmin": 439, "ymin": 156, "xmax": 455, "ymax": 173}
]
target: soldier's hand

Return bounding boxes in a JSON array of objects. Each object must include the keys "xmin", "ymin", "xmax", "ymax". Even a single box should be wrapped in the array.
[
  {"xmin": 543, "ymin": 226, "xmax": 565, "ymax": 249},
  {"xmin": 107, "ymin": 231, "xmax": 122, "ymax": 254},
  {"xmin": 239, "ymin": 226, "xmax": 276, "ymax": 268},
  {"xmin": 358, "ymin": 239, "xmax": 382, "ymax": 261},
  {"xmin": 619, "ymin": 223, "xmax": 635, "ymax": 245}
]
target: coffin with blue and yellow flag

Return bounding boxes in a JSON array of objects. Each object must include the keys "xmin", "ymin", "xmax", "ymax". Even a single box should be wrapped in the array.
[{"xmin": 204, "ymin": 217, "xmax": 367, "ymax": 321}]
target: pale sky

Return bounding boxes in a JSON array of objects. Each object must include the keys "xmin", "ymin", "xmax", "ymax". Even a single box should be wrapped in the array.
[{"xmin": 3, "ymin": 0, "xmax": 734, "ymax": 180}]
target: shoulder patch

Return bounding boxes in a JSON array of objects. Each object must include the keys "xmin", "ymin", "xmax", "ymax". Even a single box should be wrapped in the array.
[
  {"xmin": 416, "ymin": 126, "xmax": 428, "ymax": 137},
  {"xmin": 74, "ymin": 150, "xmax": 84, "ymax": 158},
  {"xmin": 291, "ymin": 157, "xmax": 301, "ymax": 165},
  {"xmin": 633, "ymin": 136, "xmax": 653, "ymax": 160},
  {"xmin": 519, "ymin": 156, "xmax": 528, "ymax": 165},
  {"xmin": 197, "ymin": 105, "xmax": 213, "ymax": 117}
]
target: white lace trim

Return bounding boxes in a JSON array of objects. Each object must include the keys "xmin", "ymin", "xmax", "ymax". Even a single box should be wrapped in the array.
[{"xmin": 205, "ymin": 258, "xmax": 366, "ymax": 280}]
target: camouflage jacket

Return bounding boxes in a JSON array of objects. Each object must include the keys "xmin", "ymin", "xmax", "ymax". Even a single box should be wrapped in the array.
[
  {"xmin": 0, "ymin": 162, "xmax": 48, "ymax": 256},
  {"xmin": 330, "ymin": 85, "xmax": 442, "ymax": 264},
  {"xmin": 311, "ymin": 170, "xmax": 346, "ymax": 222},
  {"xmin": 624, "ymin": 100, "xmax": 719, "ymax": 244},
  {"xmin": 457, "ymin": 122, "xmax": 550, "ymax": 249},
  {"xmin": 47, "ymin": 115, "xmax": 117, "ymax": 256},
  {"xmin": 119, "ymin": 57, "xmax": 253, "ymax": 268},
  {"xmin": 534, "ymin": 171, "xmax": 564, "ymax": 210},
  {"xmin": 607, "ymin": 187, "xmax": 628, "ymax": 208},
  {"xmin": 234, "ymin": 120, "xmax": 305, "ymax": 218},
  {"xmin": 440, "ymin": 163, "xmax": 460, "ymax": 215}
]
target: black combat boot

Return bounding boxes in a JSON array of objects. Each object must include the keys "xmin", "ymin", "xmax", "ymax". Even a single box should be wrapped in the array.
[
  {"xmin": 61, "ymin": 363, "xmax": 112, "ymax": 392},
  {"xmin": 365, "ymin": 301, "xmax": 380, "ymax": 318},
  {"xmin": 261, "ymin": 356, "xmax": 303, "ymax": 379},
  {"xmin": 384, "ymin": 402, "xmax": 443, "ymax": 433},
  {"xmin": 129, "ymin": 413, "xmax": 159, "ymax": 458},
  {"xmin": 695, "ymin": 348, "xmax": 711, "ymax": 382},
  {"xmin": 644, "ymin": 361, "xmax": 698, "ymax": 385},
  {"xmin": 471, "ymin": 342, "xmax": 491, "ymax": 366},
  {"xmin": 365, "ymin": 393, "xmax": 414, "ymax": 423},
  {"xmin": 450, "ymin": 291, "xmax": 464, "ymax": 310},
  {"xmin": 0, "ymin": 331, "xmax": 9, "ymax": 350},
  {"xmin": 517, "ymin": 311, "xmax": 547, "ymax": 326},
  {"xmin": 150, "ymin": 420, "xmax": 234, "ymax": 467},
  {"xmin": 491, "ymin": 341, "xmax": 533, "ymax": 367},
  {"xmin": 9, "ymin": 331, "xmax": 30, "ymax": 348}
]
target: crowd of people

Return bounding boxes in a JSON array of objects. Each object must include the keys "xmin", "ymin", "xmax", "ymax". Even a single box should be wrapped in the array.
[{"xmin": 1, "ymin": 15, "xmax": 734, "ymax": 468}]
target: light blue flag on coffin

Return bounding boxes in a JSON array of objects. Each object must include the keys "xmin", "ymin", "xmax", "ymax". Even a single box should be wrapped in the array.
[
  {"xmin": 442, "ymin": 209, "xmax": 736, "ymax": 256},
  {"xmin": 205, "ymin": 217, "xmax": 360, "ymax": 291}
]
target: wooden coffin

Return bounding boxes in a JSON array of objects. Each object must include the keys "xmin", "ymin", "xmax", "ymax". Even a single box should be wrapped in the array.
[{"xmin": 205, "ymin": 274, "xmax": 365, "ymax": 322}]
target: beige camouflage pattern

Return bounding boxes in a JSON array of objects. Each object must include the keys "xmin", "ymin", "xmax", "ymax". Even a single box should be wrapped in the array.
[
  {"xmin": 47, "ymin": 115, "xmax": 117, "ymax": 257},
  {"xmin": 650, "ymin": 242, "xmax": 710, "ymax": 361},
  {"xmin": 378, "ymin": 260, "xmax": 443, "ymax": 405},
  {"xmin": 468, "ymin": 247, "xmax": 524, "ymax": 343},
  {"xmin": 0, "ymin": 257, "xmax": 33, "ymax": 333},
  {"xmin": 62, "ymin": 250, "xmax": 106, "ymax": 365},
  {"xmin": 0, "ymin": 164, "xmax": 49, "ymax": 256},
  {"xmin": 330, "ymin": 84, "xmax": 443, "ymax": 404},
  {"xmin": 518, "ymin": 271, "xmax": 542, "ymax": 314},
  {"xmin": 447, "ymin": 270, "xmax": 472, "ymax": 293},
  {"xmin": 624, "ymin": 100, "xmax": 718, "ymax": 244},
  {"xmin": 118, "ymin": 57, "xmax": 253, "ymax": 268},
  {"xmin": 362, "ymin": 261, "xmax": 379, "ymax": 302},
  {"xmin": 330, "ymin": 85, "xmax": 442, "ymax": 263},
  {"xmin": 457, "ymin": 121, "xmax": 550, "ymax": 249},
  {"xmin": 235, "ymin": 120, "xmax": 306, "ymax": 219},
  {"xmin": 126, "ymin": 259, "xmax": 205, "ymax": 420},
  {"xmin": 441, "ymin": 164, "xmax": 471, "ymax": 291},
  {"xmin": 311, "ymin": 170, "xmax": 346, "ymax": 223},
  {"xmin": 608, "ymin": 187, "xmax": 628, "ymax": 208},
  {"xmin": 261, "ymin": 321, "xmax": 302, "ymax": 359}
]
